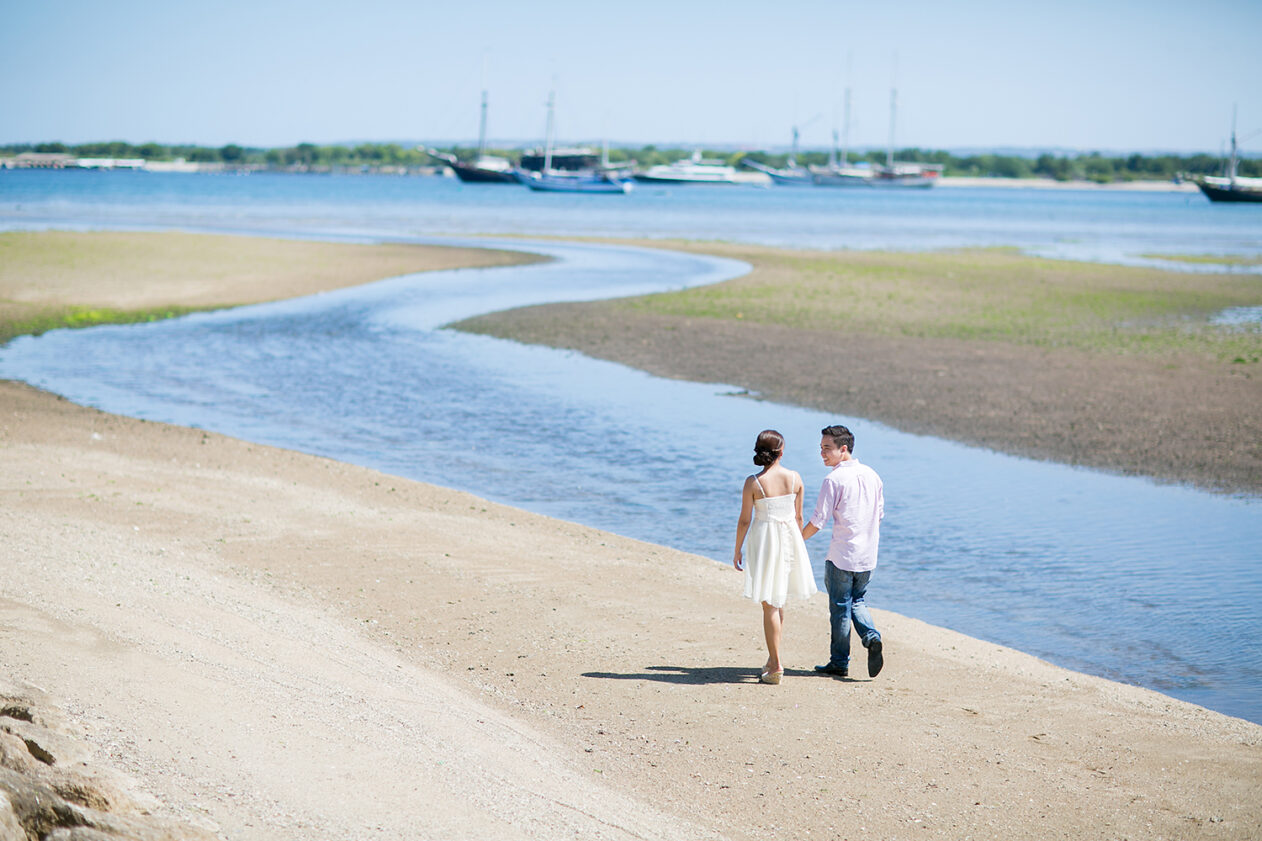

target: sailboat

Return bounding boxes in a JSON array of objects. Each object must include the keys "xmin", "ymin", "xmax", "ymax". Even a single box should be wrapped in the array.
[
  {"xmin": 810, "ymin": 88, "xmax": 877, "ymax": 187},
  {"xmin": 428, "ymin": 88, "xmax": 516, "ymax": 183},
  {"xmin": 515, "ymin": 91, "xmax": 633, "ymax": 194},
  {"xmin": 1193, "ymin": 107, "xmax": 1262, "ymax": 203},
  {"xmin": 741, "ymin": 123, "xmax": 814, "ymax": 186},
  {"xmin": 868, "ymin": 87, "xmax": 942, "ymax": 188}
]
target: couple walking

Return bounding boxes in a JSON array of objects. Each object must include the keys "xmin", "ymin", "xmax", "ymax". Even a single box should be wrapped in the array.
[{"xmin": 732, "ymin": 425, "xmax": 885, "ymax": 685}]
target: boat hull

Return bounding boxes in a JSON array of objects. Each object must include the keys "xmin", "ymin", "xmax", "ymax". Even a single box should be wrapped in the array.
[
  {"xmin": 515, "ymin": 170, "xmax": 633, "ymax": 194},
  {"xmin": 1196, "ymin": 180, "xmax": 1262, "ymax": 203},
  {"xmin": 632, "ymin": 174, "xmax": 736, "ymax": 184},
  {"xmin": 449, "ymin": 161, "xmax": 518, "ymax": 183}
]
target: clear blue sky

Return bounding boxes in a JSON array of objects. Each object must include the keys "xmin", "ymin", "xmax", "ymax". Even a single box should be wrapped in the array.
[{"xmin": 4, "ymin": 0, "xmax": 1260, "ymax": 154}]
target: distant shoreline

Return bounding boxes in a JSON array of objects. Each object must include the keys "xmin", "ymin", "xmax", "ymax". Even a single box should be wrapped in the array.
[
  {"xmin": 1, "ymin": 158, "xmax": 1203, "ymax": 191},
  {"xmin": 939, "ymin": 175, "xmax": 1199, "ymax": 192}
]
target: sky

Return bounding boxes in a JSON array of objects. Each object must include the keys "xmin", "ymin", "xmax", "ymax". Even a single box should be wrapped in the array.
[{"xmin": 4, "ymin": 0, "xmax": 1261, "ymax": 155}]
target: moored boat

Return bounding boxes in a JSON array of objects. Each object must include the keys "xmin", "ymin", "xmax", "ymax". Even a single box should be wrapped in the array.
[
  {"xmin": 427, "ymin": 86, "xmax": 517, "ymax": 183},
  {"xmin": 869, "ymin": 160, "xmax": 943, "ymax": 188},
  {"xmin": 428, "ymin": 149, "xmax": 516, "ymax": 183},
  {"xmin": 515, "ymin": 90, "xmax": 633, "ymax": 194},
  {"xmin": 741, "ymin": 157, "xmax": 814, "ymax": 186},
  {"xmin": 516, "ymin": 169, "xmax": 633, "ymax": 193},
  {"xmin": 634, "ymin": 150, "xmax": 737, "ymax": 184},
  {"xmin": 1196, "ymin": 176, "xmax": 1262, "ymax": 203},
  {"xmin": 1193, "ymin": 109, "xmax": 1262, "ymax": 203}
]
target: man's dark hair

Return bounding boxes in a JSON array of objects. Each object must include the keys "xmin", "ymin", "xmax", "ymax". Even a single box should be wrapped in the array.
[{"xmin": 821, "ymin": 424, "xmax": 855, "ymax": 453}]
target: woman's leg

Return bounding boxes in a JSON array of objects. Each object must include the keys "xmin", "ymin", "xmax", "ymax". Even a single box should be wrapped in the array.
[{"xmin": 762, "ymin": 602, "xmax": 784, "ymax": 672}]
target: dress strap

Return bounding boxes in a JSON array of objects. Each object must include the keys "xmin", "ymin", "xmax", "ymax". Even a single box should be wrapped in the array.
[{"xmin": 753, "ymin": 475, "xmax": 766, "ymax": 499}]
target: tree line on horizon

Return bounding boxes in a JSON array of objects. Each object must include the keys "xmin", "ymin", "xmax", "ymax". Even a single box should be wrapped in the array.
[{"xmin": 6, "ymin": 140, "xmax": 1259, "ymax": 181}]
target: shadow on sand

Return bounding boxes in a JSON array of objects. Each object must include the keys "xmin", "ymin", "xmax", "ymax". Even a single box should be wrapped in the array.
[{"xmin": 581, "ymin": 665, "xmax": 851, "ymax": 685}]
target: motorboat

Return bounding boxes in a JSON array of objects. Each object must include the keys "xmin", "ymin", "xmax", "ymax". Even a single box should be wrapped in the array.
[{"xmin": 634, "ymin": 150, "xmax": 737, "ymax": 184}]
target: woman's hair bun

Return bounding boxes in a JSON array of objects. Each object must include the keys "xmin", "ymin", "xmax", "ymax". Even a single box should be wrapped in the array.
[{"xmin": 752, "ymin": 429, "xmax": 785, "ymax": 466}]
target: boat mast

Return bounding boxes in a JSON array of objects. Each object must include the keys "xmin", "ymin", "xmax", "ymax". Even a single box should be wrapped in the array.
[
  {"xmin": 477, "ymin": 54, "xmax": 488, "ymax": 159},
  {"xmin": 887, "ymin": 87, "xmax": 897, "ymax": 169},
  {"xmin": 1229, "ymin": 103, "xmax": 1239, "ymax": 183},
  {"xmin": 544, "ymin": 90, "xmax": 555, "ymax": 172},
  {"xmin": 477, "ymin": 89, "xmax": 488, "ymax": 159},
  {"xmin": 838, "ymin": 53, "xmax": 853, "ymax": 169},
  {"xmin": 842, "ymin": 87, "xmax": 851, "ymax": 166}
]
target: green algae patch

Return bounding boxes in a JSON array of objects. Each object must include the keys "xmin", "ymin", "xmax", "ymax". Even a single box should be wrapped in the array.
[
  {"xmin": 0, "ymin": 303, "xmax": 206, "ymax": 345},
  {"xmin": 1140, "ymin": 253, "xmax": 1262, "ymax": 267},
  {"xmin": 614, "ymin": 248, "xmax": 1262, "ymax": 363}
]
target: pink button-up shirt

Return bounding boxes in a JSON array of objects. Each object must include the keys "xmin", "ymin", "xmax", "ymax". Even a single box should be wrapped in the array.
[{"xmin": 808, "ymin": 458, "xmax": 884, "ymax": 572}]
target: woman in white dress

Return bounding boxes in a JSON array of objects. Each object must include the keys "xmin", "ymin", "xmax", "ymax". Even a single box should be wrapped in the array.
[{"xmin": 732, "ymin": 429, "xmax": 818, "ymax": 684}]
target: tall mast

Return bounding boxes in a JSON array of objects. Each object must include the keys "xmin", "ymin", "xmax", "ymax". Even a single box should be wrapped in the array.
[
  {"xmin": 1229, "ymin": 103, "xmax": 1239, "ymax": 182},
  {"xmin": 477, "ymin": 89, "xmax": 488, "ymax": 158},
  {"xmin": 887, "ymin": 87, "xmax": 897, "ymax": 169},
  {"xmin": 544, "ymin": 90, "xmax": 555, "ymax": 172},
  {"xmin": 841, "ymin": 52, "xmax": 853, "ymax": 168},
  {"xmin": 477, "ymin": 54, "xmax": 488, "ymax": 158},
  {"xmin": 842, "ymin": 87, "xmax": 851, "ymax": 166}
]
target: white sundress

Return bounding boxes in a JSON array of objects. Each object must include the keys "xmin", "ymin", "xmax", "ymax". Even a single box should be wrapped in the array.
[{"xmin": 742, "ymin": 476, "xmax": 818, "ymax": 607}]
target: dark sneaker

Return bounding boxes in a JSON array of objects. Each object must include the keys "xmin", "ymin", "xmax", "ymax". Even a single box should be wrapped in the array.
[
  {"xmin": 867, "ymin": 638, "xmax": 884, "ymax": 678},
  {"xmin": 814, "ymin": 663, "xmax": 848, "ymax": 677}
]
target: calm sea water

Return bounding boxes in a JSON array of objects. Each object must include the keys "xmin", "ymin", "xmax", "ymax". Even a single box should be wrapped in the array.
[{"xmin": 2, "ymin": 171, "xmax": 1260, "ymax": 723}]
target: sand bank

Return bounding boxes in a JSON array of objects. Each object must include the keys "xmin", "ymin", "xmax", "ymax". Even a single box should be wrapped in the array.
[
  {"xmin": 1, "ymin": 232, "xmax": 1259, "ymax": 839},
  {"xmin": 459, "ymin": 242, "xmax": 1262, "ymax": 495}
]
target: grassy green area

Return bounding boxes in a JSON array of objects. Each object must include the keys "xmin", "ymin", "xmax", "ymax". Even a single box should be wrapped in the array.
[
  {"xmin": 0, "ymin": 304, "xmax": 202, "ymax": 345},
  {"xmin": 1140, "ymin": 253, "xmax": 1262, "ymax": 267},
  {"xmin": 619, "ymin": 248, "xmax": 1262, "ymax": 363}
]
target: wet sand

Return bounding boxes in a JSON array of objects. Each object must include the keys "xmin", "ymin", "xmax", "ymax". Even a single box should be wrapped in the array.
[{"xmin": 2, "ymin": 232, "xmax": 1259, "ymax": 839}]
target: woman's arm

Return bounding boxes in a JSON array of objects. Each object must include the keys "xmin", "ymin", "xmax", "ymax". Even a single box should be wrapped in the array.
[
  {"xmin": 733, "ymin": 476, "xmax": 755, "ymax": 570},
  {"xmin": 794, "ymin": 472, "xmax": 805, "ymax": 529}
]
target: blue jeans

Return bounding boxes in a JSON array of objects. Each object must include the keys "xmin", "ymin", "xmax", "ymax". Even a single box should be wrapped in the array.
[{"xmin": 824, "ymin": 563, "xmax": 880, "ymax": 668}]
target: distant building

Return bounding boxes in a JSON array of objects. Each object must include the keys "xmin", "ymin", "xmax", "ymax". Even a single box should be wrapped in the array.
[
  {"xmin": 76, "ymin": 158, "xmax": 145, "ymax": 169},
  {"xmin": 2, "ymin": 152, "xmax": 77, "ymax": 169},
  {"xmin": 0, "ymin": 153, "xmax": 149, "ymax": 170}
]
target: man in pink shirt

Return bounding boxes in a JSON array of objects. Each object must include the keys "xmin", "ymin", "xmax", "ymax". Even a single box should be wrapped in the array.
[{"xmin": 802, "ymin": 424, "xmax": 885, "ymax": 679}]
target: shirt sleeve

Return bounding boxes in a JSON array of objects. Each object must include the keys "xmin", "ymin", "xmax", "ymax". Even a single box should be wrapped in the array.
[
  {"xmin": 877, "ymin": 480, "xmax": 885, "ymax": 521},
  {"xmin": 808, "ymin": 477, "xmax": 836, "ymax": 530}
]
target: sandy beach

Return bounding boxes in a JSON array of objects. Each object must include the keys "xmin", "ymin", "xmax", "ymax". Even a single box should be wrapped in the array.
[{"xmin": 2, "ymin": 233, "xmax": 1260, "ymax": 840}]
